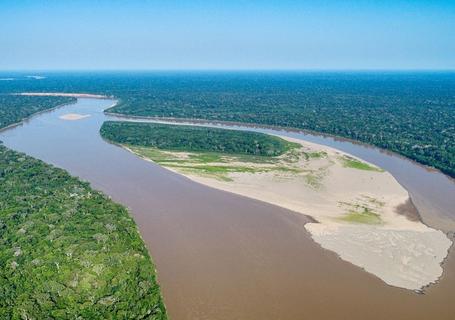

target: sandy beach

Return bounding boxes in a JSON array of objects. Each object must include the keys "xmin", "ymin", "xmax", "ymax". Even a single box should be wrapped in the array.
[
  {"xmin": 125, "ymin": 134, "xmax": 452, "ymax": 291},
  {"xmin": 59, "ymin": 113, "xmax": 91, "ymax": 121}
]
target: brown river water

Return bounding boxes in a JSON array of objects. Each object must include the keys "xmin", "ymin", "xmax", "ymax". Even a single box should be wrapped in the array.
[{"xmin": 1, "ymin": 98, "xmax": 454, "ymax": 320}]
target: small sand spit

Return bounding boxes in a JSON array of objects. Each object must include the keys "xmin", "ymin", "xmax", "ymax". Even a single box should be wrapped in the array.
[{"xmin": 59, "ymin": 113, "xmax": 91, "ymax": 121}]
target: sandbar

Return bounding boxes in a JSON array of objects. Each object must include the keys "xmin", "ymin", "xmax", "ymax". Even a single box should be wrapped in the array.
[
  {"xmin": 59, "ymin": 113, "xmax": 91, "ymax": 121},
  {"xmin": 125, "ymin": 134, "xmax": 452, "ymax": 291}
]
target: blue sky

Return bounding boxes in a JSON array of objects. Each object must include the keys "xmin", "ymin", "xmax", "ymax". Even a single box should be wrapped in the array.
[{"xmin": 0, "ymin": 0, "xmax": 454, "ymax": 70}]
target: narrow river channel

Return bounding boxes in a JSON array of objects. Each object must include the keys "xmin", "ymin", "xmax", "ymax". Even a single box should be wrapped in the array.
[{"xmin": 1, "ymin": 98, "xmax": 454, "ymax": 320}]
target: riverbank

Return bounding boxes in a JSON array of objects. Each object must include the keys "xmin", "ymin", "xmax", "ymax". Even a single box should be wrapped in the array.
[
  {"xmin": 105, "ymin": 111, "xmax": 455, "ymax": 182},
  {"xmin": 0, "ymin": 96, "xmax": 76, "ymax": 133},
  {"xmin": 0, "ymin": 96, "xmax": 167, "ymax": 318},
  {"xmin": 16, "ymin": 92, "xmax": 109, "ymax": 99}
]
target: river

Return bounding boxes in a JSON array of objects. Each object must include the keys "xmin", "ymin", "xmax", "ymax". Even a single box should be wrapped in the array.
[{"xmin": 1, "ymin": 98, "xmax": 454, "ymax": 320}]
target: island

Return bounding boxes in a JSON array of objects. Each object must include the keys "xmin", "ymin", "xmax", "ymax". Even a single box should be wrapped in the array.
[{"xmin": 101, "ymin": 120, "xmax": 452, "ymax": 291}]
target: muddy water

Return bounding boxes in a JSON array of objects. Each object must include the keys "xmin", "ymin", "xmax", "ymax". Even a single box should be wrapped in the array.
[{"xmin": 1, "ymin": 98, "xmax": 455, "ymax": 320}]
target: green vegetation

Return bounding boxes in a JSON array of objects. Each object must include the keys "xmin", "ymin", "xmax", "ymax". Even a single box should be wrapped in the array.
[
  {"xmin": 126, "ymin": 143, "xmax": 302, "ymax": 182},
  {"xmin": 1, "ymin": 72, "xmax": 453, "ymax": 177},
  {"xmin": 303, "ymin": 172, "xmax": 325, "ymax": 189},
  {"xmin": 101, "ymin": 73, "xmax": 454, "ymax": 177},
  {"xmin": 188, "ymin": 153, "xmax": 222, "ymax": 163},
  {"xmin": 168, "ymin": 163, "xmax": 268, "ymax": 181},
  {"xmin": 0, "ymin": 95, "xmax": 167, "ymax": 319},
  {"xmin": 100, "ymin": 122, "xmax": 304, "ymax": 181},
  {"xmin": 338, "ymin": 200, "xmax": 383, "ymax": 225},
  {"xmin": 339, "ymin": 208, "xmax": 383, "ymax": 225},
  {"xmin": 340, "ymin": 156, "xmax": 384, "ymax": 172},
  {"xmin": 0, "ymin": 145, "xmax": 167, "ymax": 319},
  {"xmin": 0, "ymin": 94, "xmax": 75, "ymax": 129},
  {"xmin": 100, "ymin": 121, "xmax": 299, "ymax": 157},
  {"xmin": 363, "ymin": 195, "xmax": 385, "ymax": 207},
  {"xmin": 307, "ymin": 151, "xmax": 326, "ymax": 159}
]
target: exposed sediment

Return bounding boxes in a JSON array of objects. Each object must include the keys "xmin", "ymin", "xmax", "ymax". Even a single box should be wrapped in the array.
[
  {"xmin": 59, "ymin": 113, "xmax": 91, "ymax": 121},
  {"xmin": 122, "ymin": 133, "xmax": 452, "ymax": 291}
]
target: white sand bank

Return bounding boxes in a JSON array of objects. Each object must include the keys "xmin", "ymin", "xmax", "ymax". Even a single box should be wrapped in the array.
[
  {"xmin": 59, "ymin": 113, "xmax": 91, "ymax": 121},
  {"xmin": 306, "ymin": 223, "xmax": 449, "ymax": 290}
]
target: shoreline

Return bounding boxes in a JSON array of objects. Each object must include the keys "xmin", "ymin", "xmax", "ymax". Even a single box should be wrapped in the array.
[
  {"xmin": 14, "ymin": 92, "xmax": 111, "ymax": 99},
  {"xmin": 0, "ymin": 100, "xmax": 78, "ymax": 134},
  {"xmin": 113, "ymin": 141, "xmax": 319, "ymax": 226},
  {"xmin": 1, "ymin": 94, "xmax": 118, "ymax": 134},
  {"xmin": 10, "ymin": 93, "xmax": 449, "ymax": 180}
]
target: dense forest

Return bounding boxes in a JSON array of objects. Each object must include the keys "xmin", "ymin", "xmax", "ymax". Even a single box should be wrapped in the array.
[
  {"xmin": 101, "ymin": 121, "xmax": 297, "ymax": 156},
  {"xmin": 0, "ymin": 95, "xmax": 167, "ymax": 318},
  {"xmin": 1, "ymin": 72, "xmax": 454, "ymax": 177},
  {"xmin": 0, "ymin": 94, "xmax": 75, "ymax": 129}
]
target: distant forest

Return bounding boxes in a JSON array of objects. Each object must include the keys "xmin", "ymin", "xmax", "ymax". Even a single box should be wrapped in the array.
[{"xmin": 1, "ymin": 72, "xmax": 454, "ymax": 177}]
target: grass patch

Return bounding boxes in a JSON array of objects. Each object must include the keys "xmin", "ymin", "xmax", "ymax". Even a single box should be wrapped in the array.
[
  {"xmin": 339, "ymin": 207, "xmax": 383, "ymax": 225},
  {"xmin": 362, "ymin": 195, "xmax": 386, "ymax": 207},
  {"xmin": 282, "ymin": 148, "xmax": 302, "ymax": 163},
  {"xmin": 188, "ymin": 153, "xmax": 223, "ymax": 163},
  {"xmin": 309, "ymin": 151, "xmax": 326, "ymax": 158},
  {"xmin": 340, "ymin": 156, "xmax": 384, "ymax": 172},
  {"xmin": 304, "ymin": 173, "xmax": 324, "ymax": 189},
  {"xmin": 166, "ymin": 164, "xmax": 262, "ymax": 174},
  {"xmin": 178, "ymin": 167, "xmax": 234, "ymax": 181},
  {"xmin": 167, "ymin": 162, "xmax": 302, "ymax": 181},
  {"xmin": 128, "ymin": 143, "xmax": 304, "ymax": 181},
  {"xmin": 232, "ymin": 153, "xmax": 282, "ymax": 164},
  {"xmin": 273, "ymin": 166, "xmax": 302, "ymax": 173},
  {"xmin": 129, "ymin": 146, "xmax": 177, "ymax": 163},
  {"xmin": 303, "ymin": 151, "xmax": 327, "ymax": 160}
]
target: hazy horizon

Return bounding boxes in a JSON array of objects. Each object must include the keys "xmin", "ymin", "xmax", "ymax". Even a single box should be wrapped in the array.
[
  {"xmin": 2, "ymin": 69, "xmax": 455, "ymax": 73},
  {"xmin": 1, "ymin": 0, "xmax": 454, "ymax": 71}
]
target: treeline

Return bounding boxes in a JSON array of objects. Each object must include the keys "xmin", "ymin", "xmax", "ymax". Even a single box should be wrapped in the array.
[
  {"xmin": 101, "ymin": 121, "xmax": 297, "ymax": 156},
  {"xmin": 0, "ymin": 94, "xmax": 75, "ymax": 129},
  {"xmin": 1, "ymin": 72, "xmax": 453, "ymax": 177}
]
